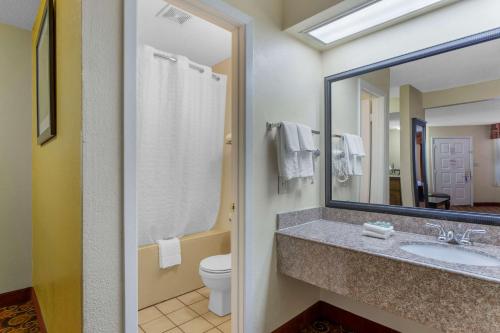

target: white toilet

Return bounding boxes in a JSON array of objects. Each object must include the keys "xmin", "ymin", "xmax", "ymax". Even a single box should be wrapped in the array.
[{"xmin": 199, "ymin": 254, "xmax": 231, "ymax": 316}]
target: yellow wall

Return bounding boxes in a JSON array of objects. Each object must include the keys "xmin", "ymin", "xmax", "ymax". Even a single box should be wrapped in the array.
[
  {"xmin": 399, "ymin": 85, "xmax": 424, "ymax": 206},
  {"xmin": 32, "ymin": 0, "xmax": 82, "ymax": 332},
  {"xmin": 212, "ymin": 58, "xmax": 234, "ymax": 231}
]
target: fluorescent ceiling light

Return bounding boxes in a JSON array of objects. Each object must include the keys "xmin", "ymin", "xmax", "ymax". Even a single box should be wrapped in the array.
[{"xmin": 307, "ymin": 0, "xmax": 446, "ymax": 44}]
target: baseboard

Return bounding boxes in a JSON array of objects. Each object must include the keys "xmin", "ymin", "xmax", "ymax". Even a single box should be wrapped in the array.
[
  {"xmin": 0, "ymin": 287, "xmax": 31, "ymax": 308},
  {"xmin": 31, "ymin": 288, "xmax": 48, "ymax": 333},
  {"xmin": 474, "ymin": 202, "xmax": 500, "ymax": 207},
  {"xmin": 272, "ymin": 301, "xmax": 400, "ymax": 333},
  {"xmin": 0, "ymin": 287, "xmax": 47, "ymax": 333}
]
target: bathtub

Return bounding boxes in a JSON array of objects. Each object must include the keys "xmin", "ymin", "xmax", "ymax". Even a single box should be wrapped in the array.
[{"xmin": 138, "ymin": 228, "xmax": 230, "ymax": 309}]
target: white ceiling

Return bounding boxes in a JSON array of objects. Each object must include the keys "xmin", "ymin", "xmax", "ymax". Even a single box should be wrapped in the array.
[
  {"xmin": 138, "ymin": 0, "xmax": 231, "ymax": 67},
  {"xmin": 425, "ymin": 99, "xmax": 500, "ymax": 127},
  {"xmin": 0, "ymin": 0, "xmax": 40, "ymax": 30},
  {"xmin": 390, "ymin": 38, "xmax": 500, "ymax": 93}
]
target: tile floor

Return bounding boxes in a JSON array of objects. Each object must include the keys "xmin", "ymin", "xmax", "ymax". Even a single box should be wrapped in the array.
[{"xmin": 138, "ymin": 287, "xmax": 231, "ymax": 333}]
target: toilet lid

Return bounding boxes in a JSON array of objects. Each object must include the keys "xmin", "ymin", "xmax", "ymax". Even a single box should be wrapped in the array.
[{"xmin": 200, "ymin": 254, "xmax": 231, "ymax": 273}]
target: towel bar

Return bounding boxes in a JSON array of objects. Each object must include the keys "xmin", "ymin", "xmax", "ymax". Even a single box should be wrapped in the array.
[{"xmin": 266, "ymin": 122, "xmax": 320, "ymax": 135}]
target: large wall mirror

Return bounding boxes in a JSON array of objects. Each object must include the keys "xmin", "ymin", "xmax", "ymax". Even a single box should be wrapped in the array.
[{"xmin": 325, "ymin": 29, "xmax": 500, "ymax": 225}]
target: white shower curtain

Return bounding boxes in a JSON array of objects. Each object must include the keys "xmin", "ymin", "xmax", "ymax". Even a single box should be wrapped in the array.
[{"xmin": 137, "ymin": 45, "xmax": 227, "ymax": 246}]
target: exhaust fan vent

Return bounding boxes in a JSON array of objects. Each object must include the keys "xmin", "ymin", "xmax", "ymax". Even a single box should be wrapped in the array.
[{"xmin": 156, "ymin": 3, "xmax": 192, "ymax": 25}]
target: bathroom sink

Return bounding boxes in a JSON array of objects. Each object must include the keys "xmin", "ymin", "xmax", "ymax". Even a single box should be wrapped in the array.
[{"xmin": 399, "ymin": 242, "xmax": 500, "ymax": 267}]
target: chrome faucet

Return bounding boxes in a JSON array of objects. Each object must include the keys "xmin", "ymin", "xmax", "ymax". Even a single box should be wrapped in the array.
[{"xmin": 425, "ymin": 223, "xmax": 486, "ymax": 245}]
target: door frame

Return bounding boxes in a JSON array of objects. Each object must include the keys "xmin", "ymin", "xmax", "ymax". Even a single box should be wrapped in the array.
[
  {"xmin": 430, "ymin": 136, "xmax": 474, "ymax": 206},
  {"xmin": 358, "ymin": 79, "xmax": 389, "ymax": 204},
  {"xmin": 123, "ymin": 1, "xmax": 253, "ymax": 332}
]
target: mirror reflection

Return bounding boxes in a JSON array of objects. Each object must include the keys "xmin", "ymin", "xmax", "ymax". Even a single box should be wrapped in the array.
[{"xmin": 329, "ymin": 38, "xmax": 500, "ymax": 214}]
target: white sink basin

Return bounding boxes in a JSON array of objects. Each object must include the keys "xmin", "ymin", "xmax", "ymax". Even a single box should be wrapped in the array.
[{"xmin": 400, "ymin": 242, "xmax": 500, "ymax": 267}]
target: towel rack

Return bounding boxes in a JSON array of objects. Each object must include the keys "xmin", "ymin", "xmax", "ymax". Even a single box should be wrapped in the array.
[{"xmin": 266, "ymin": 122, "xmax": 320, "ymax": 135}]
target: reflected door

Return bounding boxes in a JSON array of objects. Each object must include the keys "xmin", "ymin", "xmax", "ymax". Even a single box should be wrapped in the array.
[{"xmin": 433, "ymin": 138, "xmax": 472, "ymax": 206}]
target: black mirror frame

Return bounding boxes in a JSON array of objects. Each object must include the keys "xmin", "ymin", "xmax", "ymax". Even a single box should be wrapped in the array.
[{"xmin": 325, "ymin": 27, "xmax": 500, "ymax": 226}]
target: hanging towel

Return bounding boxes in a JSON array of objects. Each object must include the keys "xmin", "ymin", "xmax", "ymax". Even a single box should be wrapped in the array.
[
  {"xmin": 281, "ymin": 121, "xmax": 301, "ymax": 152},
  {"xmin": 157, "ymin": 238, "xmax": 181, "ymax": 269},
  {"xmin": 297, "ymin": 124, "xmax": 315, "ymax": 151},
  {"xmin": 277, "ymin": 124, "xmax": 299, "ymax": 180},
  {"xmin": 297, "ymin": 124, "xmax": 315, "ymax": 178},
  {"xmin": 342, "ymin": 133, "xmax": 365, "ymax": 176}
]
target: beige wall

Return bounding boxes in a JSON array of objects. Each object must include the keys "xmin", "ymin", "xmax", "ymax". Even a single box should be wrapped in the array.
[
  {"xmin": 389, "ymin": 129, "xmax": 401, "ymax": 170},
  {"xmin": 423, "ymin": 78, "xmax": 500, "ymax": 109},
  {"xmin": 427, "ymin": 125, "xmax": 500, "ymax": 203},
  {"xmin": 0, "ymin": 23, "xmax": 32, "ymax": 294},
  {"xmin": 400, "ymin": 85, "xmax": 424, "ymax": 206},
  {"xmin": 225, "ymin": 0, "xmax": 323, "ymax": 331},
  {"xmin": 282, "ymin": 0, "xmax": 343, "ymax": 29},
  {"xmin": 213, "ymin": 58, "xmax": 233, "ymax": 231}
]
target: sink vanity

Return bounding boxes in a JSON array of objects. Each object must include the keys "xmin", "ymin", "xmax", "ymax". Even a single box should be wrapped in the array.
[{"xmin": 276, "ymin": 208, "xmax": 500, "ymax": 333}]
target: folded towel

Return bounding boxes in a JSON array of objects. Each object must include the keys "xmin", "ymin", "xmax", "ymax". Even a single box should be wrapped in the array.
[
  {"xmin": 281, "ymin": 121, "xmax": 300, "ymax": 152},
  {"xmin": 277, "ymin": 124, "xmax": 299, "ymax": 180},
  {"xmin": 297, "ymin": 124, "xmax": 315, "ymax": 151},
  {"xmin": 362, "ymin": 229, "xmax": 395, "ymax": 239},
  {"xmin": 363, "ymin": 222, "xmax": 394, "ymax": 234},
  {"xmin": 344, "ymin": 134, "xmax": 365, "ymax": 156},
  {"xmin": 157, "ymin": 238, "xmax": 181, "ymax": 269}
]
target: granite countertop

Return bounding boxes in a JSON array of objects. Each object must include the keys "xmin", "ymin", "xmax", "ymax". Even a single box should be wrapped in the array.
[{"xmin": 276, "ymin": 219, "xmax": 500, "ymax": 283}]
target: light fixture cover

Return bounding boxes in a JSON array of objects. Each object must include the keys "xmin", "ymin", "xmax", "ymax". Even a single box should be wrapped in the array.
[{"xmin": 307, "ymin": 0, "xmax": 446, "ymax": 45}]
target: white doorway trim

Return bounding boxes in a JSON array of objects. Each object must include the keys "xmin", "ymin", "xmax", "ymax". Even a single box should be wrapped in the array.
[
  {"xmin": 358, "ymin": 79, "xmax": 389, "ymax": 204},
  {"xmin": 123, "ymin": 1, "xmax": 253, "ymax": 333},
  {"xmin": 430, "ymin": 136, "xmax": 474, "ymax": 206}
]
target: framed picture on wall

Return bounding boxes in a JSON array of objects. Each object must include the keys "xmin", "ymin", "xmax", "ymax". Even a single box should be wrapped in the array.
[{"xmin": 36, "ymin": 0, "xmax": 56, "ymax": 145}]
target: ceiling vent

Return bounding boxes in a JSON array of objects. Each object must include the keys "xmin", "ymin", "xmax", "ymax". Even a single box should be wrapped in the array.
[{"xmin": 156, "ymin": 3, "xmax": 192, "ymax": 25}]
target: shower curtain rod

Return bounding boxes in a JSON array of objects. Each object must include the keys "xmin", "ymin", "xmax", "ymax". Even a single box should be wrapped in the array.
[{"xmin": 154, "ymin": 53, "xmax": 221, "ymax": 81}]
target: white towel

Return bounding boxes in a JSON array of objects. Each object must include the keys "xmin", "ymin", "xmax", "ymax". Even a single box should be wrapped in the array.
[
  {"xmin": 362, "ymin": 229, "xmax": 394, "ymax": 239},
  {"xmin": 277, "ymin": 125, "xmax": 299, "ymax": 180},
  {"xmin": 363, "ymin": 223, "xmax": 394, "ymax": 234},
  {"xmin": 297, "ymin": 124, "xmax": 315, "ymax": 151},
  {"xmin": 281, "ymin": 121, "xmax": 300, "ymax": 152},
  {"xmin": 342, "ymin": 133, "xmax": 365, "ymax": 176},
  {"xmin": 157, "ymin": 238, "xmax": 181, "ymax": 269}
]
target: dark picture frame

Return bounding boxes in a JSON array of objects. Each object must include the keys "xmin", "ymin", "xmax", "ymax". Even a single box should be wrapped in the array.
[
  {"xmin": 411, "ymin": 118, "xmax": 428, "ymax": 208},
  {"xmin": 324, "ymin": 27, "xmax": 500, "ymax": 226},
  {"xmin": 36, "ymin": 0, "xmax": 56, "ymax": 145}
]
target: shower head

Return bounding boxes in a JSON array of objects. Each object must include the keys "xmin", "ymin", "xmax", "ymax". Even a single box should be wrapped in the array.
[{"xmin": 156, "ymin": 2, "xmax": 192, "ymax": 25}]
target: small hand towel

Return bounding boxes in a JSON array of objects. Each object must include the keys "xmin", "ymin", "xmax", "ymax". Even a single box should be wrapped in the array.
[
  {"xmin": 297, "ymin": 124, "xmax": 315, "ymax": 151},
  {"xmin": 157, "ymin": 238, "xmax": 181, "ymax": 269},
  {"xmin": 281, "ymin": 121, "xmax": 300, "ymax": 152},
  {"xmin": 298, "ymin": 151, "xmax": 314, "ymax": 178}
]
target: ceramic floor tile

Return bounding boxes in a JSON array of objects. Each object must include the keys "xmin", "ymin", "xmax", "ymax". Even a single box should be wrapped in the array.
[
  {"xmin": 167, "ymin": 307, "xmax": 199, "ymax": 326},
  {"xmin": 202, "ymin": 312, "xmax": 230, "ymax": 326},
  {"xmin": 178, "ymin": 316, "xmax": 214, "ymax": 333},
  {"xmin": 157, "ymin": 298, "xmax": 186, "ymax": 315},
  {"xmin": 196, "ymin": 287, "xmax": 210, "ymax": 298},
  {"xmin": 139, "ymin": 306, "xmax": 164, "ymax": 325},
  {"xmin": 205, "ymin": 329, "xmax": 222, "ymax": 333},
  {"xmin": 217, "ymin": 319, "xmax": 231, "ymax": 333},
  {"xmin": 165, "ymin": 328, "xmax": 183, "ymax": 333},
  {"xmin": 141, "ymin": 316, "xmax": 176, "ymax": 333},
  {"xmin": 189, "ymin": 299, "xmax": 209, "ymax": 315},
  {"xmin": 177, "ymin": 291, "xmax": 206, "ymax": 305}
]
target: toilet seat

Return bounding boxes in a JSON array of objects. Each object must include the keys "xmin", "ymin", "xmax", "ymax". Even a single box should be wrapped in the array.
[{"xmin": 200, "ymin": 254, "xmax": 231, "ymax": 274}]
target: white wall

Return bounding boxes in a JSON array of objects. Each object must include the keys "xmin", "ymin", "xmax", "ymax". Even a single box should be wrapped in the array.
[
  {"xmin": 0, "ymin": 23, "xmax": 32, "ymax": 294},
  {"xmin": 223, "ymin": 0, "xmax": 324, "ymax": 330},
  {"xmin": 82, "ymin": 1, "xmax": 123, "ymax": 332},
  {"xmin": 321, "ymin": 0, "xmax": 500, "ymax": 329}
]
